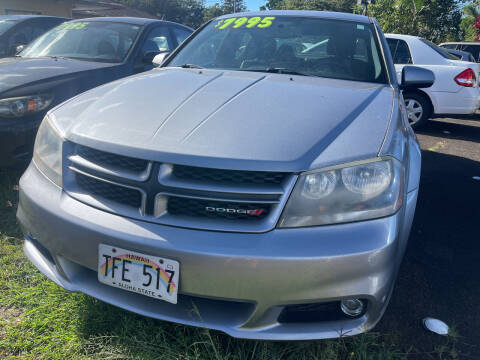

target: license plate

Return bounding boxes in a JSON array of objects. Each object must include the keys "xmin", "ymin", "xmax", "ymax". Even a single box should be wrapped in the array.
[{"xmin": 98, "ymin": 244, "xmax": 179, "ymax": 304}]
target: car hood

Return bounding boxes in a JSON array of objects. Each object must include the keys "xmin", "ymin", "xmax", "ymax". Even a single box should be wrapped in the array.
[
  {"xmin": 52, "ymin": 68, "xmax": 394, "ymax": 172},
  {"xmin": 0, "ymin": 57, "xmax": 117, "ymax": 95}
]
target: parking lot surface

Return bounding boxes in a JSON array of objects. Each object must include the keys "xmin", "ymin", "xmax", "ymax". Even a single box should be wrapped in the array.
[{"xmin": 377, "ymin": 115, "xmax": 480, "ymax": 357}]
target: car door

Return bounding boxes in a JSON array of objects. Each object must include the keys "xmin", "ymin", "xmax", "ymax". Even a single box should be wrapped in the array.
[{"xmin": 134, "ymin": 25, "xmax": 175, "ymax": 73}]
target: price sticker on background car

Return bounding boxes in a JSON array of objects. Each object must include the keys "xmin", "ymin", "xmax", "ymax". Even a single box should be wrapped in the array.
[
  {"xmin": 214, "ymin": 16, "xmax": 275, "ymax": 30},
  {"xmin": 57, "ymin": 22, "xmax": 89, "ymax": 31}
]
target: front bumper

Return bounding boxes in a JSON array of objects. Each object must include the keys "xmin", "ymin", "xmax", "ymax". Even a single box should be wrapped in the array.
[
  {"xmin": 17, "ymin": 163, "xmax": 418, "ymax": 340},
  {"xmin": 430, "ymin": 87, "xmax": 480, "ymax": 115},
  {"xmin": 0, "ymin": 115, "xmax": 42, "ymax": 168}
]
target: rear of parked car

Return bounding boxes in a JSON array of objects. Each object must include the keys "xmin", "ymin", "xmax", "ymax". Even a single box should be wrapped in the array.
[
  {"xmin": 386, "ymin": 34, "xmax": 480, "ymax": 127},
  {"xmin": 17, "ymin": 11, "xmax": 434, "ymax": 340}
]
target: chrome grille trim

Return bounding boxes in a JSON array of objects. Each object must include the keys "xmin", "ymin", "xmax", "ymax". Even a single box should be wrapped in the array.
[
  {"xmin": 67, "ymin": 166, "xmax": 147, "ymax": 216},
  {"xmin": 63, "ymin": 143, "xmax": 297, "ymax": 233},
  {"xmin": 157, "ymin": 192, "xmax": 281, "ymax": 204},
  {"xmin": 69, "ymin": 146, "xmax": 153, "ymax": 182}
]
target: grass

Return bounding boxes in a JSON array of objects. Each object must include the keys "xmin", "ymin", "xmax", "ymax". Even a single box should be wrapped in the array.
[{"xmin": 0, "ymin": 169, "xmax": 458, "ymax": 360}]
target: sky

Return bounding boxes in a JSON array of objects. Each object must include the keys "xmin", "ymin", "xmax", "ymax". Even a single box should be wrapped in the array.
[{"xmin": 245, "ymin": 0, "xmax": 267, "ymax": 10}]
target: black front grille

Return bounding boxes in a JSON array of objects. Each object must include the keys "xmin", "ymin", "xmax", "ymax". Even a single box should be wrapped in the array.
[
  {"xmin": 173, "ymin": 165, "xmax": 287, "ymax": 185},
  {"xmin": 75, "ymin": 173, "xmax": 142, "ymax": 208},
  {"xmin": 167, "ymin": 197, "xmax": 270, "ymax": 220},
  {"xmin": 77, "ymin": 146, "xmax": 149, "ymax": 173}
]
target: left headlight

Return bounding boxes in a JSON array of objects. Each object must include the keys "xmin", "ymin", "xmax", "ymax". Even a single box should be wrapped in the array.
[
  {"xmin": 278, "ymin": 157, "xmax": 404, "ymax": 228},
  {"xmin": 0, "ymin": 94, "xmax": 54, "ymax": 118},
  {"xmin": 33, "ymin": 115, "xmax": 63, "ymax": 187}
]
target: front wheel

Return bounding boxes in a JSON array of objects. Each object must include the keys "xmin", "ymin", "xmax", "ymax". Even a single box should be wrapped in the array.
[{"xmin": 403, "ymin": 92, "xmax": 431, "ymax": 129}]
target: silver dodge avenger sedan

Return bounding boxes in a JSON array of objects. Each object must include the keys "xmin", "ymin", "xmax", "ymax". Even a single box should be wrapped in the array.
[{"xmin": 17, "ymin": 11, "xmax": 434, "ymax": 340}]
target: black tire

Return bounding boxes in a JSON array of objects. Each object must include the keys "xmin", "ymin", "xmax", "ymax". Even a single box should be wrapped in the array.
[{"xmin": 403, "ymin": 91, "xmax": 432, "ymax": 129}]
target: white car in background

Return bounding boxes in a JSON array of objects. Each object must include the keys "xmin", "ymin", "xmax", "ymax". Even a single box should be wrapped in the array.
[{"xmin": 386, "ymin": 34, "xmax": 480, "ymax": 128}]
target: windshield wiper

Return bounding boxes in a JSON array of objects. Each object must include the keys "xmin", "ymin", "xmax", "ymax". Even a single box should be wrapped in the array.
[
  {"xmin": 178, "ymin": 64, "xmax": 204, "ymax": 69},
  {"xmin": 239, "ymin": 67, "xmax": 315, "ymax": 77}
]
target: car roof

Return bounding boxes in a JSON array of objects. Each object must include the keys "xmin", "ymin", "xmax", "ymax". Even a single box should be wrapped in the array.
[
  {"xmin": 70, "ymin": 17, "xmax": 186, "ymax": 27},
  {"xmin": 439, "ymin": 41, "xmax": 480, "ymax": 46},
  {"xmin": 0, "ymin": 15, "xmax": 69, "ymax": 21},
  {"xmin": 385, "ymin": 33, "xmax": 420, "ymax": 40},
  {"xmin": 216, "ymin": 10, "xmax": 372, "ymax": 24}
]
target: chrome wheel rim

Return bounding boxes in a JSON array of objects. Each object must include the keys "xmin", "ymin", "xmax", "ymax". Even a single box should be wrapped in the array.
[{"xmin": 405, "ymin": 99, "xmax": 423, "ymax": 125}]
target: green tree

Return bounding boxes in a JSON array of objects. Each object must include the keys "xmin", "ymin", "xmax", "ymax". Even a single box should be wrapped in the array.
[
  {"xmin": 221, "ymin": 0, "xmax": 247, "ymax": 13},
  {"xmin": 461, "ymin": 3, "xmax": 479, "ymax": 41},
  {"xmin": 369, "ymin": 0, "xmax": 462, "ymax": 43},
  {"xmin": 262, "ymin": 0, "xmax": 356, "ymax": 12},
  {"xmin": 203, "ymin": 0, "xmax": 248, "ymax": 23},
  {"xmin": 203, "ymin": 3, "xmax": 224, "ymax": 22},
  {"xmin": 116, "ymin": 0, "xmax": 205, "ymax": 28}
]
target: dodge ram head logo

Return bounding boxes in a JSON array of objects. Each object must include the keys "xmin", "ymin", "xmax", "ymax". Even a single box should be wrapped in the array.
[{"xmin": 205, "ymin": 207, "xmax": 265, "ymax": 216}]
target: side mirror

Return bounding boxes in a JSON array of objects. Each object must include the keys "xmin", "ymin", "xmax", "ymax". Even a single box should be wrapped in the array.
[
  {"xmin": 142, "ymin": 51, "xmax": 161, "ymax": 65},
  {"xmin": 400, "ymin": 66, "xmax": 435, "ymax": 90},
  {"xmin": 152, "ymin": 52, "xmax": 171, "ymax": 67},
  {"xmin": 16, "ymin": 44, "xmax": 26, "ymax": 54}
]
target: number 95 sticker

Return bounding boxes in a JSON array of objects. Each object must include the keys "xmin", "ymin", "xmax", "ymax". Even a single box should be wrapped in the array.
[{"xmin": 215, "ymin": 16, "xmax": 276, "ymax": 30}]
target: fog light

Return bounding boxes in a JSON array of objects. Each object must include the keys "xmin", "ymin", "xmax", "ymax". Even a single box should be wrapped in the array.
[{"xmin": 340, "ymin": 299, "xmax": 365, "ymax": 317}]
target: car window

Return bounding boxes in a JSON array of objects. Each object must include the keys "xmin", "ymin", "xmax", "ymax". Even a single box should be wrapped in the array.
[
  {"xmin": 459, "ymin": 45, "xmax": 480, "ymax": 62},
  {"xmin": 420, "ymin": 38, "xmax": 458, "ymax": 60},
  {"xmin": 0, "ymin": 20, "xmax": 18, "ymax": 35},
  {"xmin": 172, "ymin": 26, "xmax": 191, "ymax": 46},
  {"xmin": 8, "ymin": 24, "xmax": 33, "ymax": 47},
  {"xmin": 142, "ymin": 26, "xmax": 173, "ymax": 54},
  {"xmin": 387, "ymin": 38, "xmax": 413, "ymax": 64},
  {"xmin": 168, "ymin": 17, "xmax": 387, "ymax": 84},
  {"xmin": 20, "ymin": 21, "xmax": 141, "ymax": 63},
  {"xmin": 441, "ymin": 44, "xmax": 458, "ymax": 50}
]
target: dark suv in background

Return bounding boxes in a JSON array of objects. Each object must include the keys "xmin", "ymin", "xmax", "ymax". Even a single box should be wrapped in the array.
[
  {"xmin": 439, "ymin": 42, "xmax": 480, "ymax": 62},
  {"xmin": 0, "ymin": 15, "xmax": 68, "ymax": 58}
]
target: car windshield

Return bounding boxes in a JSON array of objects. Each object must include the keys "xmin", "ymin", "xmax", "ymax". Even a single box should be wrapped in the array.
[
  {"xmin": 0, "ymin": 20, "xmax": 18, "ymax": 35},
  {"xmin": 20, "ymin": 21, "xmax": 141, "ymax": 63},
  {"xmin": 168, "ymin": 16, "xmax": 387, "ymax": 83}
]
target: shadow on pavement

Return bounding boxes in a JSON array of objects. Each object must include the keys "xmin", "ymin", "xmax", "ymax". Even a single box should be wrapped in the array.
[
  {"xmin": 417, "ymin": 118, "xmax": 480, "ymax": 144},
  {"xmin": 378, "ymin": 150, "xmax": 480, "ymax": 357}
]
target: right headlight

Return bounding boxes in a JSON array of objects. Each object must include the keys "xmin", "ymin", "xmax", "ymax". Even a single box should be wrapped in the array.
[
  {"xmin": 33, "ymin": 115, "xmax": 63, "ymax": 187},
  {"xmin": 0, "ymin": 94, "xmax": 54, "ymax": 118},
  {"xmin": 278, "ymin": 157, "xmax": 404, "ymax": 228}
]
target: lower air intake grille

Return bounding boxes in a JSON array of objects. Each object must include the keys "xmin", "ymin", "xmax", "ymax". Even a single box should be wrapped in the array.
[
  {"xmin": 172, "ymin": 165, "xmax": 287, "ymax": 185},
  {"xmin": 75, "ymin": 173, "xmax": 142, "ymax": 208},
  {"xmin": 167, "ymin": 197, "xmax": 270, "ymax": 220}
]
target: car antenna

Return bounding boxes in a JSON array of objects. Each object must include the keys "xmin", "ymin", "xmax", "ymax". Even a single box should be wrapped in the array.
[{"xmin": 357, "ymin": 0, "xmax": 375, "ymax": 17}]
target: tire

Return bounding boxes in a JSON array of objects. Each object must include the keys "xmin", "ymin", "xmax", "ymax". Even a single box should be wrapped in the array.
[{"xmin": 403, "ymin": 92, "xmax": 431, "ymax": 129}]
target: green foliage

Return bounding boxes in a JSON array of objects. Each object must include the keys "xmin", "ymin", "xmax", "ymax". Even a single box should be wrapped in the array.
[
  {"xmin": 366, "ymin": 0, "xmax": 463, "ymax": 42},
  {"xmin": 203, "ymin": 1, "xmax": 248, "ymax": 23},
  {"xmin": 461, "ymin": 3, "xmax": 479, "ymax": 41},
  {"xmin": 261, "ymin": 0, "xmax": 462, "ymax": 42},
  {"xmin": 116, "ymin": 0, "xmax": 205, "ymax": 28},
  {"xmin": 262, "ymin": 0, "xmax": 357, "ymax": 12}
]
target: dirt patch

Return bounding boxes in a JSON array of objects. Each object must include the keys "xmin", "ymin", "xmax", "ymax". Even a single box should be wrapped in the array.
[{"xmin": 0, "ymin": 306, "xmax": 24, "ymax": 335}]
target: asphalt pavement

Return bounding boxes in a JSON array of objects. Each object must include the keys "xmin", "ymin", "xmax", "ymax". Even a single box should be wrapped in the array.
[{"xmin": 377, "ymin": 115, "xmax": 480, "ymax": 358}]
